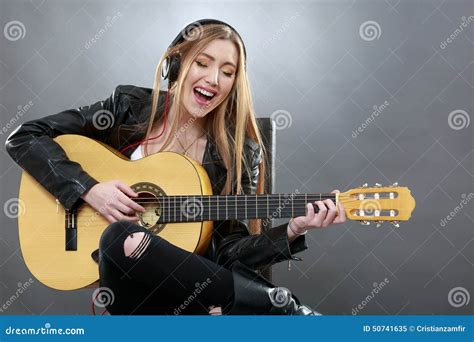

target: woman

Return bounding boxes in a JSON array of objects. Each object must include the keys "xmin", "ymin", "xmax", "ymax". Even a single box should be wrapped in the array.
[{"xmin": 5, "ymin": 19, "xmax": 346, "ymax": 315}]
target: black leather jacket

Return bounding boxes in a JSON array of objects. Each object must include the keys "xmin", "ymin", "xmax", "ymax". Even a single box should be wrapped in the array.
[{"xmin": 5, "ymin": 85, "xmax": 307, "ymax": 270}]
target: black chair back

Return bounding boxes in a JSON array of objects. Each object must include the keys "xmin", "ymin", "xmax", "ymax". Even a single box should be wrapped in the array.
[{"xmin": 256, "ymin": 117, "xmax": 276, "ymax": 281}]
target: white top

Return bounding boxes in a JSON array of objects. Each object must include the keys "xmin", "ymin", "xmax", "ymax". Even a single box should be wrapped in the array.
[
  {"xmin": 130, "ymin": 145, "xmax": 143, "ymax": 160},
  {"xmin": 130, "ymin": 143, "xmax": 205, "ymax": 163}
]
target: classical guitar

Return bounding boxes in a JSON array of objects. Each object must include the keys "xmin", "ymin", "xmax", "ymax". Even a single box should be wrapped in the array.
[{"xmin": 16, "ymin": 135, "xmax": 416, "ymax": 290}]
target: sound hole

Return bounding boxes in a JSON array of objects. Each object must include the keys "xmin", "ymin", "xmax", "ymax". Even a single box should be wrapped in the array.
[
  {"xmin": 130, "ymin": 182, "xmax": 167, "ymax": 235},
  {"xmin": 136, "ymin": 192, "xmax": 161, "ymax": 229}
]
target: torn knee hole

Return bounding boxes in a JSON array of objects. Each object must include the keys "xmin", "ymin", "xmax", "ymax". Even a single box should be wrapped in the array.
[{"xmin": 123, "ymin": 232, "xmax": 151, "ymax": 259}]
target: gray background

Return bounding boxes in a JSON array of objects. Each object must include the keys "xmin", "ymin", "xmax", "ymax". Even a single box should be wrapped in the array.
[{"xmin": 0, "ymin": 0, "xmax": 472, "ymax": 315}]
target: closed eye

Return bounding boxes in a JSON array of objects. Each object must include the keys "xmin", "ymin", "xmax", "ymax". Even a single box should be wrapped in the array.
[{"xmin": 196, "ymin": 60, "xmax": 234, "ymax": 77}]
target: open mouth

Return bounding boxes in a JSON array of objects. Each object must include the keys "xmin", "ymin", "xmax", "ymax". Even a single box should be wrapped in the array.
[{"xmin": 193, "ymin": 86, "xmax": 216, "ymax": 105}]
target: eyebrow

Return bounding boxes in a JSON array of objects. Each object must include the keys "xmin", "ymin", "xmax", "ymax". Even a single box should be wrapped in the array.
[{"xmin": 199, "ymin": 52, "xmax": 237, "ymax": 69}]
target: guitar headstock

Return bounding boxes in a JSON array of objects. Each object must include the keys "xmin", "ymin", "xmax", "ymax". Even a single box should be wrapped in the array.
[{"xmin": 339, "ymin": 183, "xmax": 416, "ymax": 228}]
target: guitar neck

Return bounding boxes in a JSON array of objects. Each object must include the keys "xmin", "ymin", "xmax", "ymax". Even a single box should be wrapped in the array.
[{"xmin": 149, "ymin": 194, "xmax": 336, "ymax": 223}]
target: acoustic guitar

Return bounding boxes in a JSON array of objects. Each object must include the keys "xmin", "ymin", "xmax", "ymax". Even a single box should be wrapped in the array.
[{"xmin": 16, "ymin": 134, "xmax": 416, "ymax": 290}]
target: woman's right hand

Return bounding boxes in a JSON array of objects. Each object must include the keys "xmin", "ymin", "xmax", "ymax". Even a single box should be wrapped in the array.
[{"xmin": 80, "ymin": 180, "xmax": 146, "ymax": 224}]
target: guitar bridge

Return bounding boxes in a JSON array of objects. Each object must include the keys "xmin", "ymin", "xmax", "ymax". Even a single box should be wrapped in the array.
[{"xmin": 65, "ymin": 208, "xmax": 77, "ymax": 251}]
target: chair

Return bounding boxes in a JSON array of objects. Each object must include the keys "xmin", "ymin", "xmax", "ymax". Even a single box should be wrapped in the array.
[{"xmin": 256, "ymin": 117, "xmax": 276, "ymax": 282}]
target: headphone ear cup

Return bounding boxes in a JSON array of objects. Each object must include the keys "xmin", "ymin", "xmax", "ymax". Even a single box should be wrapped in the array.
[
  {"xmin": 161, "ymin": 57, "xmax": 170, "ymax": 79},
  {"xmin": 168, "ymin": 54, "xmax": 181, "ymax": 83}
]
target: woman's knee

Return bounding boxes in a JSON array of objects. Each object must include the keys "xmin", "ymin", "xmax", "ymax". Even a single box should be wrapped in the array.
[
  {"xmin": 100, "ymin": 221, "xmax": 143, "ymax": 251},
  {"xmin": 123, "ymin": 231, "xmax": 151, "ymax": 259},
  {"xmin": 100, "ymin": 221, "xmax": 151, "ymax": 260}
]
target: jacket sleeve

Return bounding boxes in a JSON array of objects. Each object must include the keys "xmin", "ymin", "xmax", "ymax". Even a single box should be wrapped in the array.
[
  {"xmin": 212, "ymin": 144, "xmax": 308, "ymax": 270},
  {"xmin": 5, "ymin": 86, "xmax": 123, "ymax": 211}
]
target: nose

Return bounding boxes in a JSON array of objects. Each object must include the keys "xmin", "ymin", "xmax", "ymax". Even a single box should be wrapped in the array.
[{"xmin": 204, "ymin": 66, "xmax": 219, "ymax": 87}]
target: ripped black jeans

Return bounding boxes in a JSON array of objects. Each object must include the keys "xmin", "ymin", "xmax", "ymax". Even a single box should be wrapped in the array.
[{"xmin": 98, "ymin": 221, "xmax": 234, "ymax": 315}]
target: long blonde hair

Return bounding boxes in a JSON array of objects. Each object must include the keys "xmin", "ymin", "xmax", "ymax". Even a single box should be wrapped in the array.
[{"xmin": 144, "ymin": 24, "xmax": 266, "ymax": 234}]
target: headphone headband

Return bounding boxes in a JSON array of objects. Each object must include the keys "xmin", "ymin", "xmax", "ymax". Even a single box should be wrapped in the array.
[
  {"xmin": 169, "ymin": 19, "xmax": 246, "ymax": 60},
  {"xmin": 162, "ymin": 19, "xmax": 246, "ymax": 82}
]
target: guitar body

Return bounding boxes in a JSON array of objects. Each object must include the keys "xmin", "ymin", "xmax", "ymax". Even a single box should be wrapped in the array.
[{"xmin": 18, "ymin": 134, "xmax": 213, "ymax": 291}]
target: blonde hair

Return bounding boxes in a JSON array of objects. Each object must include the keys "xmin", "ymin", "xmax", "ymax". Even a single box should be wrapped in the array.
[{"xmin": 143, "ymin": 24, "xmax": 266, "ymax": 235}]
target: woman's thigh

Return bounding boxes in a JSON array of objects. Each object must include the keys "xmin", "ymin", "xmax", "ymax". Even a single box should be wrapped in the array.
[{"xmin": 97, "ymin": 221, "xmax": 231, "ymax": 315}]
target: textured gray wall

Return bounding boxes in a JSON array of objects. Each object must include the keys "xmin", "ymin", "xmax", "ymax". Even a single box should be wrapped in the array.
[{"xmin": 1, "ymin": 0, "xmax": 472, "ymax": 315}]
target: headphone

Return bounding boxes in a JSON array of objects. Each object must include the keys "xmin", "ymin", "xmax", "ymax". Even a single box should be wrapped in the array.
[{"xmin": 161, "ymin": 19, "xmax": 246, "ymax": 83}]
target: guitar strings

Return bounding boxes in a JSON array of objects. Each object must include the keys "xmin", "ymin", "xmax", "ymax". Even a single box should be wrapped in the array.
[
  {"xmin": 108, "ymin": 194, "xmax": 372, "ymax": 203},
  {"xmin": 74, "ymin": 199, "xmax": 364, "ymax": 212},
  {"xmin": 74, "ymin": 198, "xmax": 374, "ymax": 213},
  {"xmin": 109, "ymin": 195, "xmax": 342, "ymax": 204},
  {"xmin": 74, "ymin": 199, "xmax": 377, "ymax": 220}
]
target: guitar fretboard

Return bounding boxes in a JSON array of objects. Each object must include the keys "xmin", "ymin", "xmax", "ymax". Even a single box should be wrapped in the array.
[{"xmin": 147, "ymin": 194, "xmax": 336, "ymax": 223}]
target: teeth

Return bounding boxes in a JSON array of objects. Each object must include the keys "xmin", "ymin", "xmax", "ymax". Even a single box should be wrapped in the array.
[{"xmin": 195, "ymin": 87, "xmax": 215, "ymax": 97}]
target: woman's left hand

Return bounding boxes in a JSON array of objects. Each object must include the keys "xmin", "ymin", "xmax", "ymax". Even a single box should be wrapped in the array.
[{"xmin": 291, "ymin": 189, "xmax": 346, "ymax": 233}]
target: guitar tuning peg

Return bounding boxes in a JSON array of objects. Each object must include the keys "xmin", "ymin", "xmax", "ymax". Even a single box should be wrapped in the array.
[
  {"xmin": 392, "ymin": 182, "xmax": 398, "ymax": 187},
  {"xmin": 362, "ymin": 183, "xmax": 368, "ymax": 188},
  {"xmin": 360, "ymin": 220, "xmax": 370, "ymax": 225},
  {"xmin": 391, "ymin": 221, "xmax": 400, "ymax": 228},
  {"xmin": 374, "ymin": 183, "xmax": 382, "ymax": 187},
  {"xmin": 375, "ymin": 220, "xmax": 383, "ymax": 228}
]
